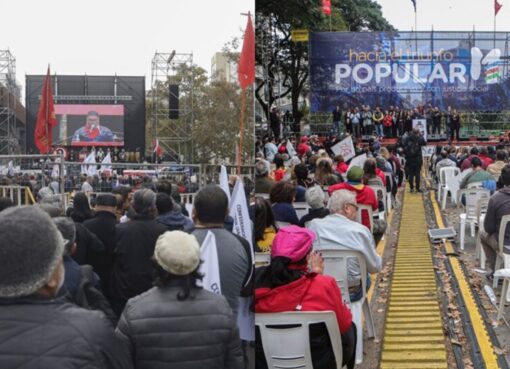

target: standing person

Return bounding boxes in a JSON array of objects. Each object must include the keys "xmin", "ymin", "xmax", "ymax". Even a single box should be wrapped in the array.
[
  {"xmin": 0, "ymin": 206, "xmax": 131, "ymax": 369},
  {"xmin": 383, "ymin": 110, "xmax": 393, "ymax": 138},
  {"xmin": 393, "ymin": 107, "xmax": 402, "ymax": 137},
  {"xmin": 350, "ymin": 107, "xmax": 361, "ymax": 139},
  {"xmin": 264, "ymin": 136, "xmax": 278, "ymax": 163},
  {"xmin": 372, "ymin": 106, "xmax": 384, "ymax": 137},
  {"xmin": 269, "ymin": 107, "xmax": 281, "ymax": 140},
  {"xmin": 445, "ymin": 106, "xmax": 453, "ymax": 140},
  {"xmin": 116, "ymin": 231, "xmax": 244, "ymax": 369},
  {"xmin": 362, "ymin": 105, "xmax": 373, "ymax": 136},
  {"xmin": 344, "ymin": 108, "xmax": 352, "ymax": 134},
  {"xmin": 404, "ymin": 128, "xmax": 427, "ymax": 193},
  {"xmin": 332, "ymin": 104, "xmax": 342, "ymax": 137},
  {"xmin": 451, "ymin": 109, "xmax": 461, "ymax": 142},
  {"xmin": 110, "ymin": 189, "xmax": 168, "ymax": 316},
  {"xmin": 432, "ymin": 107, "xmax": 442, "ymax": 135}
]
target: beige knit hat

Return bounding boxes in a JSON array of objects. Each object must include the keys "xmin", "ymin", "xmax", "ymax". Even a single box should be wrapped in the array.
[{"xmin": 154, "ymin": 231, "xmax": 201, "ymax": 276}]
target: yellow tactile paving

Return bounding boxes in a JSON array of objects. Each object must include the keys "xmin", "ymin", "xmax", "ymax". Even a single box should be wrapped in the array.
[{"xmin": 380, "ymin": 190, "xmax": 448, "ymax": 369}]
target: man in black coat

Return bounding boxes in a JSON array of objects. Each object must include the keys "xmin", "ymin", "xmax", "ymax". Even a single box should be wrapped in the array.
[
  {"xmin": 404, "ymin": 128, "xmax": 427, "ymax": 192},
  {"xmin": 83, "ymin": 194, "xmax": 119, "ymax": 297},
  {"xmin": 110, "ymin": 189, "xmax": 168, "ymax": 316},
  {"xmin": 0, "ymin": 206, "xmax": 131, "ymax": 369}
]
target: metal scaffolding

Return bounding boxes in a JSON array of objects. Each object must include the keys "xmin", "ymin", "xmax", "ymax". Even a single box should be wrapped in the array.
[
  {"xmin": 150, "ymin": 51, "xmax": 194, "ymax": 162},
  {"xmin": 0, "ymin": 50, "xmax": 21, "ymax": 155}
]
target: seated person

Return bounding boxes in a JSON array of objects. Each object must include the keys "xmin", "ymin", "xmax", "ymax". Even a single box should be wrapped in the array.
[
  {"xmin": 255, "ymin": 197, "xmax": 278, "ymax": 252},
  {"xmin": 269, "ymin": 181, "xmax": 299, "ymax": 225},
  {"xmin": 299, "ymin": 185, "xmax": 330, "ymax": 227},
  {"xmin": 459, "ymin": 157, "xmax": 495, "ymax": 191},
  {"xmin": 308, "ymin": 190, "xmax": 382, "ymax": 302},
  {"xmin": 255, "ymin": 225, "xmax": 356, "ymax": 369}
]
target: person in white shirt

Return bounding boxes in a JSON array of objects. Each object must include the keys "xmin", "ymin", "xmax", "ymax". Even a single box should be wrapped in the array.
[
  {"xmin": 81, "ymin": 176, "xmax": 94, "ymax": 193},
  {"xmin": 308, "ymin": 189, "xmax": 382, "ymax": 301}
]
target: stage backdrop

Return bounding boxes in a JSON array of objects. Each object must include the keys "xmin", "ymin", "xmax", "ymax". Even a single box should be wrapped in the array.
[
  {"xmin": 26, "ymin": 75, "xmax": 145, "ymax": 153},
  {"xmin": 310, "ymin": 32, "xmax": 510, "ymax": 112}
]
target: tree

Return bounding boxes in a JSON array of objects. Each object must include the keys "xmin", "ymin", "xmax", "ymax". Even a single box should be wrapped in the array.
[{"xmin": 256, "ymin": 0, "xmax": 395, "ymax": 128}]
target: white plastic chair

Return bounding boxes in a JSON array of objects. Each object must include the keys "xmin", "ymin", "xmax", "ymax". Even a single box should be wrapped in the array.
[
  {"xmin": 368, "ymin": 185, "xmax": 387, "ymax": 220},
  {"xmin": 275, "ymin": 221, "xmax": 292, "ymax": 229},
  {"xmin": 293, "ymin": 202, "xmax": 311, "ymax": 219},
  {"xmin": 467, "ymin": 181, "xmax": 484, "ymax": 189},
  {"xmin": 356, "ymin": 204, "xmax": 374, "ymax": 233},
  {"xmin": 255, "ymin": 252, "xmax": 270, "ymax": 266},
  {"xmin": 494, "ymin": 269, "xmax": 510, "ymax": 321},
  {"xmin": 320, "ymin": 249, "xmax": 375, "ymax": 365},
  {"xmin": 439, "ymin": 167, "xmax": 460, "ymax": 210},
  {"xmin": 493, "ymin": 215, "xmax": 510, "ymax": 288},
  {"xmin": 255, "ymin": 311, "xmax": 344, "ymax": 369},
  {"xmin": 457, "ymin": 189, "xmax": 490, "ymax": 250},
  {"xmin": 383, "ymin": 173, "xmax": 394, "ymax": 211},
  {"xmin": 475, "ymin": 199, "xmax": 489, "ymax": 269}
]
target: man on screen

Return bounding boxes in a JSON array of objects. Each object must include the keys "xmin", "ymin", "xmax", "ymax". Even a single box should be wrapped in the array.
[{"xmin": 72, "ymin": 111, "xmax": 115, "ymax": 143}]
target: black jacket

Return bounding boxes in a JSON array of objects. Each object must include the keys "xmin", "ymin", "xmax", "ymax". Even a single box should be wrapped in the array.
[
  {"xmin": 404, "ymin": 133, "xmax": 427, "ymax": 167},
  {"xmin": 116, "ymin": 285, "xmax": 244, "ymax": 369},
  {"xmin": 110, "ymin": 215, "xmax": 168, "ymax": 315},
  {"xmin": 73, "ymin": 222, "xmax": 106, "ymax": 266},
  {"xmin": 83, "ymin": 211, "xmax": 118, "ymax": 294},
  {"xmin": 0, "ymin": 295, "xmax": 132, "ymax": 369}
]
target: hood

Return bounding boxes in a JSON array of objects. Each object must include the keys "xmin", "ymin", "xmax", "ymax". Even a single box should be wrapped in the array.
[
  {"xmin": 157, "ymin": 211, "xmax": 189, "ymax": 227},
  {"xmin": 255, "ymin": 275, "xmax": 313, "ymax": 312},
  {"xmin": 499, "ymin": 187, "xmax": 510, "ymax": 196},
  {"xmin": 342, "ymin": 182, "xmax": 365, "ymax": 193}
]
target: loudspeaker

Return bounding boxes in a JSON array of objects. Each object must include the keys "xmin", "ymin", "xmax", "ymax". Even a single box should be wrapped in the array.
[{"xmin": 168, "ymin": 84, "xmax": 179, "ymax": 119}]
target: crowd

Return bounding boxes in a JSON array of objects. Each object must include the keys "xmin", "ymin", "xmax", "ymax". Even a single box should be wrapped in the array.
[{"xmin": 0, "ymin": 176, "xmax": 254, "ymax": 368}]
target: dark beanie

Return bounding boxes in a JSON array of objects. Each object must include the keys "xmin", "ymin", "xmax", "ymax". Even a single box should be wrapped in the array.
[
  {"xmin": 0, "ymin": 206, "xmax": 64, "ymax": 297},
  {"xmin": 96, "ymin": 194, "xmax": 118, "ymax": 207}
]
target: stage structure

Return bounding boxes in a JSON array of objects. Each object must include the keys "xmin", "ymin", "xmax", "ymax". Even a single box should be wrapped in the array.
[
  {"xmin": 150, "ymin": 51, "xmax": 194, "ymax": 162},
  {"xmin": 0, "ymin": 50, "xmax": 24, "ymax": 155},
  {"xmin": 310, "ymin": 31, "xmax": 510, "ymax": 112},
  {"xmin": 25, "ymin": 75, "xmax": 145, "ymax": 154}
]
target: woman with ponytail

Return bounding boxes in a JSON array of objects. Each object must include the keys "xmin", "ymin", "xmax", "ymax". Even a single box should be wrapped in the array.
[
  {"xmin": 115, "ymin": 231, "xmax": 244, "ymax": 369},
  {"xmin": 255, "ymin": 225, "xmax": 356, "ymax": 369}
]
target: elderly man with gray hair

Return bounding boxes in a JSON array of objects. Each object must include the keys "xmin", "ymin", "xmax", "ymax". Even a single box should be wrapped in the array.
[
  {"xmin": 110, "ymin": 188, "xmax": 168, "ymax": 316},
  {"xmin": 0, "ymin": 206, "xmax": 131, "ymax": 368},
  {"xmin": 298, "ymin": 185, "xmax": 330, "ymax": 227},
  {"xmin": 308, "ymin": 189, "xmax": 382, "ymax": 302}
]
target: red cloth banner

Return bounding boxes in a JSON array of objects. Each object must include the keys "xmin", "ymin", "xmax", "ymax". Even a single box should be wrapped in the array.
[
  {"xmin": 237, "ymin": 15, "xmax": 255, "ymax": 90},
  {"xmin": 322, "ymin": 0, "xmax": 332, "ymax": 15},
  {"xmin": 34, "ymin": 67, "xmax": 57, "ymax": 154}
]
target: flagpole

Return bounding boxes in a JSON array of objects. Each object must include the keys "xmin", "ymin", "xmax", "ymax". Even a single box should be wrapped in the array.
[
  {"xmin": 46, "ymin": 66, "xmax": 50, "ymax": 154},
  {"xmin": 237, "ymin": 88, "xmax": 246, "ymax": 175},
  {"xmin": 494, "ymin": 10, "xmax": 496, "ymax": 49}
]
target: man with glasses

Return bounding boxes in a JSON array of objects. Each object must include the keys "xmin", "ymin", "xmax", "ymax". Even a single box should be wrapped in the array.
[
  {"xmin": 307, "ymin": 189, "xmax": 382, "ymax": 302},
  {"xmin": 72, "ymin": 111, "xmax": 115, "ymax": 143}
]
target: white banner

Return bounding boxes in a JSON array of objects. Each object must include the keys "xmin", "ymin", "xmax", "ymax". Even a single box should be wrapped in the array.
[
  {"xmin": 198, "ymin": 231, "xmax": 222, "ymax": 295},
  {"xmin": 286, "ymin": 140, "xmax": 297, "ymax": 158},
  {"xmin": 100, "ymin": 152, "xmax": 112, "ymax": 173},
  {"xmin": 219, "ymin": 165, "xmax": 231, "ymax": 202},
  {"xmin": 331, "ymin": 135, "xmax": 356, "ymax": 161},
  {"xmin": 81, "ymin": 151, "xmax": 97, "ymax": 176},
  {"xmin": 422, "ymin": 145, "xmax": 435, "ymax": 157},
  {"xmin": 347, "ymin": 153, "xmax": 367, "ymax": 172}
]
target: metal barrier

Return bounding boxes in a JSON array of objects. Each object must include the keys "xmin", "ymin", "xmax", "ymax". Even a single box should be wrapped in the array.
[{"xmin": 0, "ymin": 186, "xmax": 36, "ymax": 205}]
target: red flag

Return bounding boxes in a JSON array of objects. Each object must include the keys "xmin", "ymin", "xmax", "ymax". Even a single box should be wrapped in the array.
[
  {"xmin": 153, "ymin": 137, "xmax": 162, "ymax": 157},
  {"xmin": 495, "ymin": 0, "xmax": 503, "ymax": 15},
  {"xmin": 237, "ymin": 15, "xmax": 255, "ymax": 90},
  {"xmin": 322, "ymin": 0, "xmax": 332, "ymax": 15},
  {"xmin": 34, "ymin": 67, "xmax": 57, "ymax": 154}
]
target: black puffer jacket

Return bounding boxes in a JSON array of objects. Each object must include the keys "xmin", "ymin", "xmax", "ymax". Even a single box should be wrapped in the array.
[
  {"xmin": 115, "ymin": 285, "xmax": 244, "ymax": 369},
  {"xmin": 0, "ymin": 295, "xmax": 132, "ymax": 369}
]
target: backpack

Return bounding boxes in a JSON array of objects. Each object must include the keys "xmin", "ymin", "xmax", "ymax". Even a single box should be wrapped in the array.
[{"xmin": 405, "ymin": 138, "xmax": 421, "ymax": 157}]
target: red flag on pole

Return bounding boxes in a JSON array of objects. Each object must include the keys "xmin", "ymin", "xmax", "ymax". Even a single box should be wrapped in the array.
[
  {"xmin": 34, "ymin": 67, "xmax": 57, "ymax": 154},
  {"xmin": 237, "ymin": 14, "xmax": 255, "ymax": 90},
  {"xmin": 322, "ymin": 0, "xmax": 332, "ymax": 15},
  {"xmin": 495, "ymin": 0, "xmax": 503, "ymax": 15},
  {"xmin": 153, "ymin": 137, "xmax": 162, "ymax": 157}
]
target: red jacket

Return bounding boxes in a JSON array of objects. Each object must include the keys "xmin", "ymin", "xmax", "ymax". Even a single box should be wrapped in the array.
[
  {"xmin": 335, "ymin": 162, "xmax": 349, "ymax": 174},
  {"xmin": 479, "ymin": 154, "xmax": 493, "ymax": 168},
  {"xmin": 375, "ymin": 168, "xmax": 387, "ymax": 186},
  {"xmin": 328, "ymin": 182, "xmax": 378, "ymax": 228},
  {"xmin": 383, "ymin": 114, "xmax": 393, "ymax": 127},
  {"xmin": 255, "ymin": 274, "xmax": 352, "ymax": 334}
]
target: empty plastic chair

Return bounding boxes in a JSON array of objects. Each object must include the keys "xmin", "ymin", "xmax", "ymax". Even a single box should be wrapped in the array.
[
  {"xmin": 293, "ymin": 202, "xmax": 311, "ymax": 219},
  {"xmin": 475, "ymin": 198, "xmax": 489, "ymax": 269},
  {"xmin": 493, "ymin": 215, "xmax": 510, "ymax": 288},
  {"xmin": 439, "ymin": 167, "xmax": 460, "ymax": 210},
  {"xmin": 255, "ymin": 311, "xmax": 344, "ymax": 369},
  {"xmin": 356, "ymin": 204, "xmax": 374, "ymax": 233},
  {"xmin": 457, "ymin": 188, "xmax": 490, "ymax": 250}
]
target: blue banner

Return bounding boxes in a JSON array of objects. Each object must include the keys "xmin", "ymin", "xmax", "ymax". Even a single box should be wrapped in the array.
[{"xmin": 310, "ymin": 32, "xmax": 510, "ymax": 112}]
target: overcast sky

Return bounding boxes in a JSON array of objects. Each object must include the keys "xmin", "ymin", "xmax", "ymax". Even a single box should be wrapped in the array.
[
  {"xmin": 376, "ymin": 0, "xmax": 509, "ymax": 31},
  {"xmin": 1, "ymin": 0, "xmax": 253, "ymax": 93}
]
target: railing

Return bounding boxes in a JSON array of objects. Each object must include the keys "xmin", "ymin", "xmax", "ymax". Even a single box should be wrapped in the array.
[{"xmin": 0, "ymin": 186, "xmax": 36, "ymax": 205}]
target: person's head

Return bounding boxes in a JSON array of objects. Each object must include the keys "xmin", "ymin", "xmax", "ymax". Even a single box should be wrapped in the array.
[
  {"xmin": 193, "ymin": 185, "xmax": 228, "ymax": 225},
  {"xmin": 470, "ymin": 147, "xmax": 479, "ymax": 156},
  {"xmin": 363, "ymin": 158, "xmax": 377, "ymax": 178},
  {"xmin": 480, "ymin": 147, "xmax": 488, "ymax": 156},
  {"xmin": 440, "ymin": 150, "xmax": 448, "ymax": 159},
  {"xmin": 85, "ymin": 111, "xmax": 100, "ymax": 129},
  {"xmin": 132, "ymin": 188, "xmax": 157, "ymax": 217},
  {"xmin": 38, "ymin": 203, "xmax": 63, "ymax": 217},
  {"xmin": 471, "ymin": 156, "xmax": 483, "ymax": 169},
  {"xmin": 274, "ymin": 155, "xmax": 284, "ymax": 168},
  {"xmin": 156, "ymin": 192, "xmax": 174, "ymax": 215},
  {"xmin": 0, "ymin": 197, "xmax": 14, "ymax": 212},
  {"xmin": 254, "ymin": 197, "xmax": 276, "ymax": 242},
  {"xmin": 53, "ymin": 217, "xmax": 76, "ymax": 256},
  {"xmin": 379, "ymin": 147, "xmax": 390, "ymax": 159},
  {"xmin": 0, "ymin": 206, "xmax": 65, "ymax": 299},
  {"xmin": 294, "ymin": 163, "xmax": 309, "ymax": 182},
  {"xmin": 71, "ymin": 192, "xmax": 93, "ymax": 221},
  {"xmin": 496, "ymin": 150, "xmax": 508, "ymax": 162},
  {"xmin": 269, "ymin": 181, "xmax": 296, "ymax": 204},
  {"xmin": 305, "ymin": 186, "xmax": 325, "ymax": 210},
  {"xmin": 95, "ymin": 194, "xmax": 117, "ymax": 213},
  {"xmin": 112, "ymin": 186, "xmax": 132, "ymax": 211},
  {"xmin": 255, "ymin": 160, "xmax": 269, "ymax": 178},
  {"xmin": 153, "ymin": 231, "xmax": 202, "ymax": 300},
  {"xmin": 346, "ymin": 166, "xmax": 364, "ymax": 183},
  {"xmin": 328, "ymin": 189, "xmax": 358, "ymax": 221},
  {"xmin": 501, "ymin": 164, "xmax": 510, "ymax": 186}
]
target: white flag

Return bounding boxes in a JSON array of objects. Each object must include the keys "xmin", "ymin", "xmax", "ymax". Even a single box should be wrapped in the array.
[
  {"xmin": 347, "ymin": 153, "xmax": 367, "ymax": 173},
  {"xmin": 7, "ymin": 161, "xmax": 14, "ymax": 177},
  {"xmin": 51, "ymin": 157, "xmax": 60, "ymax": 178},
  {"xmin": 331, "ymin": 135, "xmax": 355, "ymax": 161},
  {"xmin": 100, "ymin": 152, "xmax": 112, "ymax": 173},
  {"xmin": 82, "ymin": 151, "xmax": 97, "ymax": 176},
  {"xmin": 198, "ymin": 231, "xmax": 221, "ymax": 295},
  {"xmin": 286, "ymin": 140, "xmax": 297, "ymax": 158},
  {"xmin": 219, "ymin": 165, "xmax": 231, "ymax": 202}
]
